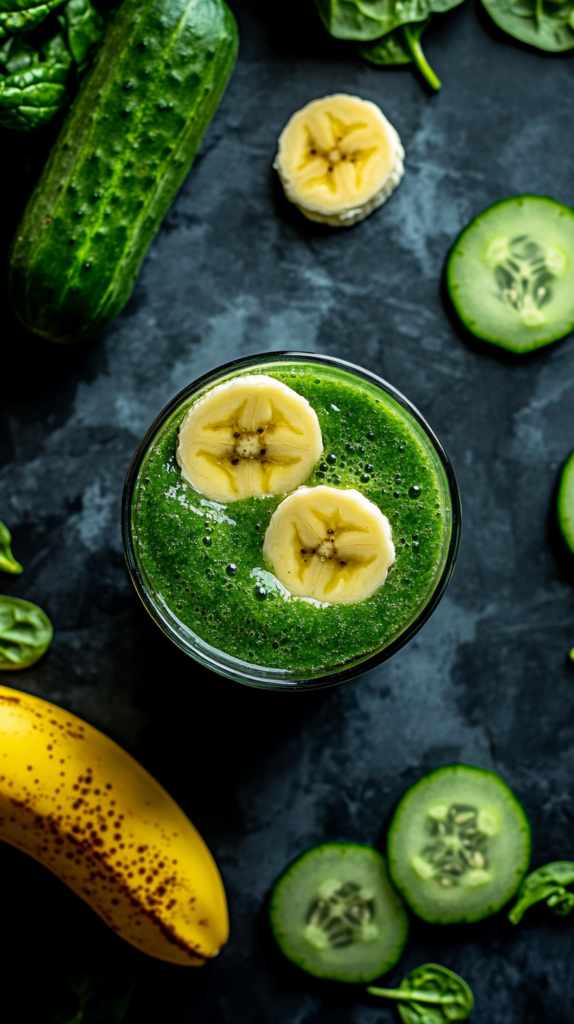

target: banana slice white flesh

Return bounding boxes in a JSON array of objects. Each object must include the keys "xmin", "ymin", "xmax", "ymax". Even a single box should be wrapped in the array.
[
  {"xmin": 177, "ymin": 375, "xmax": 323, "ymax": 503},
  {"xmin": 262, "ymin": 486, "xmax": 395, "ymax": 604},
  {"xmin": 274, "ymin": 94, "xmax": 404, "ymax": 228}
]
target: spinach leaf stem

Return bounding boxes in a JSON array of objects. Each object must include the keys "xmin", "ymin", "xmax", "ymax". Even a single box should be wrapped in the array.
[
  {"xmin": 368, "ymin": 986, "xmax": 456, "ymax": 1004},
  {"xmin": 403, "ymin": 24, "xmax": 441, "ymax": 90}
]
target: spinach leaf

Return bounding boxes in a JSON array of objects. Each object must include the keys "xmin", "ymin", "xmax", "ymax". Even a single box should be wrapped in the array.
[
  {"xmin": 0, "ymin": 594, "xmax": 53, "ymax": 669},
  {"xmin": 509, "ymin": 861, "xmax": 574, "ymax": 924},
  {"xmin": 358, "ymin": 24, "xmax": 413, "ymax": 61},
  {"xmin": 0, "ymin": 33, "xmax": 36, "ymax": 70},
  {"xmin": 0, "ymin": 519, "xmax": 23, "ymax": 574},
  {"xmin": 359, "ymin": 17, "xmax": 442, "ymax": 88},
  {"xmin": 315, "ymin": 0, "xmax": 464, "ymax": 39},
  {"xmin": 0, "ymin": 0, "xmax": 66, "ymax": 41},
  {"xmin": 481, "ymin": 0, "xmax": 574, "ymax": 50},
  {"xmin": 59, "ymin": 0, "xmax": 103, "ymax": 72},
  {"xmin": 0, "ymin": 29, "xmax": 71, "ymax": 130},
  {"xmin": 52, "ymin": 969, "xmax": 136, "ymax": 1024},
  {"xmin": 368, "ymin": 963, "xmax": 474, "ymax": 1023},
  {"xmin": 316, "ymin": 0, "xmax": 462, "ymax": 87}
]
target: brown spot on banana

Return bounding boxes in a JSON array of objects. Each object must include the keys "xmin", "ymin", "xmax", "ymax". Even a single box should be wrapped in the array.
[{"xmin": 0, "ymin": 685, "xmax": 228, "ymax": 965}]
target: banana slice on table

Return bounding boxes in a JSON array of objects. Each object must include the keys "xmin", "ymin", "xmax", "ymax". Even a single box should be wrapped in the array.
[
  {"xmin": 274, "ymin": 94, "xmax": 404, "ymax": 228},
  {"xmin": 177, "ymin": 375, "xmax": 323, "ymax": 503},
  {"xmin": 262, "ymin": 485, "xmax": 395, "ymax": 604}
]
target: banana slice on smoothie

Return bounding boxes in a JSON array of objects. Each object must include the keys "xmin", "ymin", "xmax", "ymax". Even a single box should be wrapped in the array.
[
  {"xmin": 263, "ymin": 486, "xmax": 395, "ymax": 604},
  {"xmin": 274, "ymin": 94, "xmax": 404, "ymax": 227},
  {"xmin": 177, "ymin": 375, "xmax": 323, "ymax": 503}
]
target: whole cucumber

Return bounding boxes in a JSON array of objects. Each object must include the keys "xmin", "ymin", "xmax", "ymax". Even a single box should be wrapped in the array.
[{"xmin": 8, "ymin": 0, "xmax": 237, "ymax": 344}]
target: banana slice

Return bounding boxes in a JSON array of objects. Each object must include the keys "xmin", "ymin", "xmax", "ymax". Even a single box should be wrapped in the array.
[
  {"xmin": 177, "ymin": 375, "xmax": 323, "ymax": 503},
  {"xmin": 274, "ymin": 94, "xmax": 404, "ymax": 228},
  {"xmin": 262, "ymin": 486, "xmax": 395, "ymax": 604}
]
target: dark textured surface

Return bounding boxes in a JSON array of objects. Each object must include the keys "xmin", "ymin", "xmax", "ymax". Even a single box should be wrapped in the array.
[{"xmin": 1, "ymin": 1, "xmax": 574, "ymax": 1020}]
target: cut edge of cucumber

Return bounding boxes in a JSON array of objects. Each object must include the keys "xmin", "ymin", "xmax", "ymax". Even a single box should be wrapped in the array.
[
  {"xmin": 558, "ymin": 451, "xmax": 574, "ymax": 554},
  {"xmin": 387, "ymin": 764, "xmax": 532, "ymax": 924},
  {"xmin": 446, "ymin": 194, "xmax": 574, "ymax": 354}
]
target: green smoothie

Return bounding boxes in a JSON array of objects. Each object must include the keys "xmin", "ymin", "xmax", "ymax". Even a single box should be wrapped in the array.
[{"xmin": 128, "ymin": 358, "xmax": 457, "ymax": 680}]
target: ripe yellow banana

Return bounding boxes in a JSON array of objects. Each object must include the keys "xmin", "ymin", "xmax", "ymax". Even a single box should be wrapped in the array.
[
  {"xmin": 0, "ymin": 684, "xmax": 228, "ymax": 966},
  {"xmin": 263, "ymin": 485, "xmax": 395, "ymax": 604},
  {"xmin": 274, "ymin": 94, "xmax": 404, "ymax": 227},
  {"xmin": 177, "ymin": 374, "xmax": 323, "ymax": 502}
]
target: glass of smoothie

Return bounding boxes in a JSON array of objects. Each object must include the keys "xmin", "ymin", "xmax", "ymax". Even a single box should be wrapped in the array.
[{"xmin": 122, "ymin": 352, "xmax": 461, "ymax": 690}]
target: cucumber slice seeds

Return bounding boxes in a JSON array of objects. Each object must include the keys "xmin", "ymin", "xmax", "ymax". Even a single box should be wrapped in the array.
[
  {"xmin": 558, "ymin": 451, "xmax": 574, "ymax": 554},
  {"xmin": 269, "ymin": 843, "xmax": 409, "ymax": 982},
  {"xmin": 387, "ymin": 765, "xmax": 531, "ymax": 923},
  {"xmin": 447, "ymin": 195, "xmax": 574, "ymax": 353}
]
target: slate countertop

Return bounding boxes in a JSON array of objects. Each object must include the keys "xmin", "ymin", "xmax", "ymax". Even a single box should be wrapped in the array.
[{"xmin": 1, "ymin": 1, "xmax": 574, "ymax": 1021}]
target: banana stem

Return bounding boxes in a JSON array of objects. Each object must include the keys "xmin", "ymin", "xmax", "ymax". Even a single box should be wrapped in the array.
[
  {"xmin": 367, "ymin": 987, "xmax": 455, "ymax": 1005},
  {"xmin": 402, "ymin": 25, "xmax": 441, "ymax": 90}
]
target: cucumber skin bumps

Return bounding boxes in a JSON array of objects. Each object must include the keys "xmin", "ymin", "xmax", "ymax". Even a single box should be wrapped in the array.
[{"xmin": 8, "ymin": 0, "xmax": 238, "ymax": 344}]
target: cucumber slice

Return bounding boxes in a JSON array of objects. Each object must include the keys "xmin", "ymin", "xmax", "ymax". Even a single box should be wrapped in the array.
[
  {"xmin": 558, "ymin": 451, "xmax": 574, "ymax": 554},
  {"xmin": 387, "ymin": 765, "xmax": 531, "ymax": 924},
  {"xmin": 270, "ymin": 843, "xmax": 409, "ymax": 982},
  {"xmin": 447, "ymin": 195, "xmax": 574, "ymax": 353}
]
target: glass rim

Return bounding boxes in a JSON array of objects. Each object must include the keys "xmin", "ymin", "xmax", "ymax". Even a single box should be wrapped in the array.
[{"xmin": 122, "ymin": 351, "xmax": 462, "ymax": 691}]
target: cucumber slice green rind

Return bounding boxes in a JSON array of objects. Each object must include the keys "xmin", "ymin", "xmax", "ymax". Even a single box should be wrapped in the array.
[
  {"xmin": 558, "ymin": 451, "xmax": 574, "ymax": 554},
  {"xmin": 270, "ymin": 843, "xmax": 409, "ymax": 982},
  {"xmin": 387, "ymin": 765, "xmax": 531, "ymax": 924},
  {"xmin": 447, "ymin": 195, "xmax": 574, "ymax": 353}
]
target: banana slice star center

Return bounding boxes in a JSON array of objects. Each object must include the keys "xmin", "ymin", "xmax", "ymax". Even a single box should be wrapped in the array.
[
  {"xmin": 295, "ymin": 514, "xmax": 375, "ymax": 595},
  {"xmin": 177, "ymin": 375, "xmax": 323, "ymax": 503},
  {"xmin": 301, "ymin": 115, "xmax": 377, "ymax": 194},
  {"xmin": 204, "ymin": 404, "xmax": 302, "ymax": 485},
  {"xmin": 274, "ymin": 94, "xmax": 405, "ymax": 227},
  {"xmin": 264, "ymin": 486, "xmax": 396, "ymax": 605},
  {"xmin": 300, "ymin": 532, "xmax": 338, "ymax": 562},
  {"xmin": 232, "ymin": 427, "xmax": 268, "ymax": 462},
  {"xmin": 315, "ymin": 536, "xmax": 337, "ymax": 559}
]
